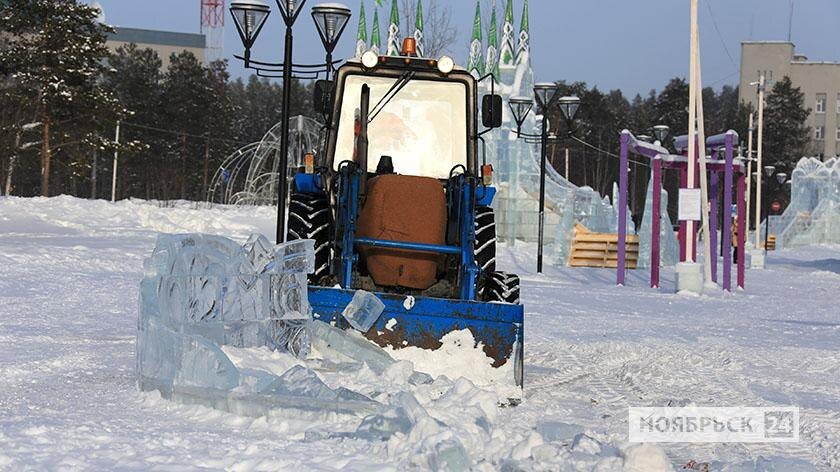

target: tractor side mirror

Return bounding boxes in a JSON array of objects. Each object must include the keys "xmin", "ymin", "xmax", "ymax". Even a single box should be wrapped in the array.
[
  {"xmin": 482, "ymin": 94, "xmax": 503, "ymax": 129},
  {"xmin": 313, "ymin": 80, "xmax": 333, "ymax": 115}
]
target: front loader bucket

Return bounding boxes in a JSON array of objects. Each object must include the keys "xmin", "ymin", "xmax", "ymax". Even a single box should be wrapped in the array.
[{"xmin": 308, "ymin": 287, "xmax": 524, "ymax": 387}]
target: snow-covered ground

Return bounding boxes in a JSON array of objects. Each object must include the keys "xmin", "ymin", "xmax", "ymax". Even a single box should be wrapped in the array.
[{"xmin": 1, "ymin": 195, "xmax": 839, "ymax": 471}]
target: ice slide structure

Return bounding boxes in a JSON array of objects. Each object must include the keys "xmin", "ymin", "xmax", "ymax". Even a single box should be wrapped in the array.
[
  {"xmin": 765, "ymin": 157, "xmax": 840, "ymax": 249},
  {"xmin": 460, "ymin": 0, "xmax": 673, "ymax": 267}
]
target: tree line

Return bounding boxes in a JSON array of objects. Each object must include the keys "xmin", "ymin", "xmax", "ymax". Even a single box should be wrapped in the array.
[
  {"xmin": 543, "ymin": 76, "xmax": 810, "ymax": 224},
  {"xmin": 0, "ymin": 0, "xmax": 312, "ymax": 200}
]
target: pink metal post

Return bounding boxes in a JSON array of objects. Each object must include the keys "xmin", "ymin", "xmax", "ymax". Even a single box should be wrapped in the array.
[
  {"xmin": 709, "ymin": 150, "xmax": 719, "ymax": 283},
  {"xmin": 617, "ymin": 131, "xmax": 630, "ymax": 286},
  {"xmin": 737, "ymin": 171, "xmax": 746, "ymax": 289},
  {"xmin": 679, "ymin": 168, "xmax": 687, "ymax": 262},
  {"xmin": 651, "ymin": 156, "xmax": 662, "ymax": 288},
  {"xmin": 722, "ymin": 133, "xmax": 734, "ymax": 291}
]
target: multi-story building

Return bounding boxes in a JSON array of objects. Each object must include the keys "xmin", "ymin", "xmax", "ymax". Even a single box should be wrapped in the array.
[
  {"xmin": 739, "ymin": 41, "xmax": 840, "ymax": 159},
  {"xmin": 106, "ymin": 27, "xmax": 206, "ymax": 70}
]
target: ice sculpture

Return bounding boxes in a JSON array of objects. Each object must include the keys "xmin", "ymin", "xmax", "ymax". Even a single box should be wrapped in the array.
[
  {"xmin": 137, "ymin": 233, "xmax": 379, "ymax": 417},
  {"xmin": 766, "ymin": 157, "xmax": 840, "ymax": 248},
  {"xmin": 637, "ymin": 177, "xmax": 679, "ymax": 268},
  {"xmin": 469, "ymin": 3, "xmax": 625, "ymax": 267}
]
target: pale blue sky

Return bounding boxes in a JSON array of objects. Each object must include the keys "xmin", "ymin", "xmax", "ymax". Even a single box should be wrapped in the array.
[{"xmin": 89, "ymin": 0, "xmax": 840, "ymax": 96}]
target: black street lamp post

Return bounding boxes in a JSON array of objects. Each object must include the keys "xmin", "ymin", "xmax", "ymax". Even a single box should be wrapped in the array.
[
  {"xmin": 230, "ymin": 0, "xmax": 350, "ymax": 244},
  {"xmin": 510, "ymin": 87, "xmax": 580, "ymax": 273},
  {"xmin": 762, "ymin": 165, "xmax": 787, "ymax": 255}
]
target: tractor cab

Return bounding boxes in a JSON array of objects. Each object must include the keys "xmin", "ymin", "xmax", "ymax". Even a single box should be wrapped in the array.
[{"xmin": 289, "ymin": 41, "xmax": 523, "ymax": 386}]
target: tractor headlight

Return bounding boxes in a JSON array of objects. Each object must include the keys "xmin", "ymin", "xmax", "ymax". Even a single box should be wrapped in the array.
[
  {"xmin": 361, "ymin": 50, "xmax": 379, "ymax": 69},
  {"xmin": 437, "ymin": 55, "xmax": 455, "ymax": 75}
]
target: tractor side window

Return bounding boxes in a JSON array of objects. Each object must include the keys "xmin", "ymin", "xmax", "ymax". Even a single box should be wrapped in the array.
[{"xmin": 335, "ymin": 75, "xmax": 468, "ymax": 179}]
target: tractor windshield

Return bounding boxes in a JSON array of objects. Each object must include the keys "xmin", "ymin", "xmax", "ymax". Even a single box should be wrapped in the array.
[{"xmin": 334, "ymin": 74, "xmax": 468, "ymax": 179}]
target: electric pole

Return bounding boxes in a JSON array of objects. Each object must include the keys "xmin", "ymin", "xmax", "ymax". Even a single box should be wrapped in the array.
[{"xmin": 111, "ymin": 121, "xmax": 120, "ymax": 203}]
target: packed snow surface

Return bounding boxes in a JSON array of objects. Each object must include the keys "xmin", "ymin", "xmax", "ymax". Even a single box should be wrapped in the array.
[{"xmin": 2, "ymin": 195, "xmax": 840, "ymax": 470}]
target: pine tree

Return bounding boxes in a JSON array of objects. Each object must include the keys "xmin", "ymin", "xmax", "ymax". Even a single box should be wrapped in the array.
[
  {"xmin": 763, "ymin": 76, "xmax": 810, "ymax": 166},
  {"xmin": 161, "ymin": 51, "xmax": 211, "ymax": 200},
  {"xmin": 654, "ymin": 78, "xmax": 689, "ymax": 136},
  {"xmin": 105, "ymin": 44, "xmax": 163, "ymax": 199},
  {"xmin": 0, "ymin": 0, "xmax": 123, "ymax": 196}
]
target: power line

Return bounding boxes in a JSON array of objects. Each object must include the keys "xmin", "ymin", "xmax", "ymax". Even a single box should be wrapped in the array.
[
  {"xmin": 570, "ymin": 136, "xmax": 652, "ymax": 168},
  {"xmin": 119, "ymin": 121, "xmax": 251, "ymax": 146},
  {"xmin": 705, "ymin": 0, "xmax": 737, "ymax": 68}
]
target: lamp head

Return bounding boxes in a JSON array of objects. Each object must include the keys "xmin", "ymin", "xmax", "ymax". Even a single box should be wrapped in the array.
[
  {"xmin": 311, "ymin": 3, "xmax": 351, "ymax": 54},
  {"xmin": 557, "ymin": 96, "xmax": 581, "ymax": 122},
  {"xmin": 276, "ymin": 0, "xmax": 304, "ymax": 24},
  {"xmin": 508, "ymin": 96, "xmax": 534, "ymax": 129},
  {"xmin": 764, "ymin": 165, "xmax": 776, "ymax": 177},
  {"xmin": 776, "ymin": 172, "xmax": 787, "ymax": 185},
  {"xmin": 230, "ymin": 0, "xmax": 271, "ymax": 50},
  {"xmin": 533, "ymin": 83, "xmax": 558, "ymax": 111},
  {"xmin": 653, "ymin": 124, "xmax": 670, "ymax": 143}
]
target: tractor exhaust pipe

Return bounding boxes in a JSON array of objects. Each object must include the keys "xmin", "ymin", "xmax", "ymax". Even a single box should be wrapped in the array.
[{"xmin": 357, "ymin": 84, "xmax": 370, "ymax": 199}]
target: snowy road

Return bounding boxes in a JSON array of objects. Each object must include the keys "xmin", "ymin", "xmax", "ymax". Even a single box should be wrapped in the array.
[{"xmin": 1, "ymin": 196, "xmax": 839, "ymax": 470}]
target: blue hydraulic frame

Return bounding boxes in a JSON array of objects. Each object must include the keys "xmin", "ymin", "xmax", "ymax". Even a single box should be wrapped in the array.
[{"xmin": 335, "ymin": 165, "xmax": 481, "ymax": 301}]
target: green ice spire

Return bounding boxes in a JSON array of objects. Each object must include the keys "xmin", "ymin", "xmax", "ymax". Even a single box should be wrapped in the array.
[
  {"xmin": 387, "ymin": 0, "xmax": 400, "ymax": 56},
  {"xmin": 499, "ymin": 0, "xmax": 516, "ymax": 66},
  {"xmin": 413, "ymin": 0, "xmax": 425, "ymax": 57},
  {"xmin": 371, "ymin": 7, "xmax": 381, "ymax": 55},
  {"xmin": 516, "ymin": 0, "xmax": 530, "ymax": 65},
  {"xmin": 467, "ymin": 1, "xmax": 484, "ymax": 77},
  {"xmin": 355, "ymin": 2, "xmax": 368, "ymax": 57},
  {"xmin": 485, "ymin": 1, "xmax": 499, "ymax": 79}
]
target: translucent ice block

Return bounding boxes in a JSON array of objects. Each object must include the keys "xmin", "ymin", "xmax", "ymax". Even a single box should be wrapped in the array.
[
  {"xmin": 309, "ymin": 321, "xmax": 396, "ymax": 374},
  {"xmin": 138, "ymin": 233, "xmax": 316, "ymax": 395},
  {"xmin": 341, "ymin": 290, "xmax": 385, "ymax": 333}
]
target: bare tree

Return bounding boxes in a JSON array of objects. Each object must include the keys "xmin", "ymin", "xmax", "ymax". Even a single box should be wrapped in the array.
[{"xmin": 400, "ymin": 0, "xmax": 458, "ymax": 58}]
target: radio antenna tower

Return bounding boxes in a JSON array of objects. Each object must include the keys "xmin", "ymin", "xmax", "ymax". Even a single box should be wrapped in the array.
[{"xmin": 201, "ymin": 0, "xmax": 225, "ymax": 63}]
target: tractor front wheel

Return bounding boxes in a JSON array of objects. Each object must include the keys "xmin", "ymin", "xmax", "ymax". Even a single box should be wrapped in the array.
[
  {"xmin": 287, "ymin": 192, "xmax": 331, "ymax": 284},
  {"xmin": 474, "ymin": 205, "xmax": 497, "ymax": 274},
  {"xmin": 484, "ymin": 271, "xmax": 520, "ymax": 304}
]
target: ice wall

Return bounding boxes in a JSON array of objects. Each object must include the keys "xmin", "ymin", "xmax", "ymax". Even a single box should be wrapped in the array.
[
  {"xmin": 488, "ymin": 118, "xmax": 624, "ymax": 264},
  {"xmin": 137, "ymin": 234, "xmax": 379, "ymax": 417},
  {"xmin": 637, "ymin": 177, "xmax": 679, "ymax": 268},
  {"xmin": 482, "ymin": 56, "xmax": 624, "ymax": 266},
  {"xmin": 768, "ymin": 157, "xmax": 840, "ymax": 248}
]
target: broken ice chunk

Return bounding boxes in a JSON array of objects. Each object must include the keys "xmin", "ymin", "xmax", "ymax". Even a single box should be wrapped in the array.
[
  {"xmin": 309, "ymin": 321, "xmax": 395, "ymax": 374},
  {"xmin": 429, "ymin": 438, "xmax": 471, "ymax": 472},
  {"xmin": 256, "ymin": 365, "xmax": 372, "ymax": 403},
  {"xmin": 342, "ymin": 290, "xmax": 385, "ymax": 332}
]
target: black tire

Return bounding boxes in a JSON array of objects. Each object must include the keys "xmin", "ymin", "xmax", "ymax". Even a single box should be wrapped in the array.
[
  {"xmin": 287, "ymin": 193, "xmax": 331, "ymax": 284},
  {"xmin": 474, "ymin": 206, "xmax": 497, "ymax": 274},
  {"xmin": 485, "ymin": 271, "xmax": 520, "ymax": 304}
]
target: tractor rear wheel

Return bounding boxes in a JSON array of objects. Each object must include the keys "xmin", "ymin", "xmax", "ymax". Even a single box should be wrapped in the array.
[
  {"xmin": 485, "ymin": 271, "xmax": 520, "ymax": 304},
  {"xmin": 287, "ymin": 193, "xmax": 331, "ymax": 284},
  {"xmin": 474, "ymin": 206, "xmax": 497, "ymax": 274}
]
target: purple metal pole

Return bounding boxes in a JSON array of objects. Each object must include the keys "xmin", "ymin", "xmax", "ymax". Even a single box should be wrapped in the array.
[
  {"xmin": 693, "ymin": 158, "xmax": 699, "ymax": 263},
  {"xmin": 709, "ymin": 150, "xmax": 719, "ymax": 283},
  {"xmin": 737, "ymin": 171, "xmax": 746, "ymax": 289},
  {"xmin": 722, "ymin": 132, "xmax": 735, "ymax": 291},
  {"xmin": 679, "ymin": 168, "xmax": 687, "ymax": 262},
  {"xmin": 617, "ymin": 131, "xmax": 630, "ymax": 286},
  {"xmin": 651, "ymin": 156, "xmax": 662, "ymax": 288}
]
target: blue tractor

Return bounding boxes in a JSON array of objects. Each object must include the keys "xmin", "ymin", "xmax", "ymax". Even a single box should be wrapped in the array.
[{"xmin": 288, "ymin": 46, "xmax": 524, "ymax": 386}]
